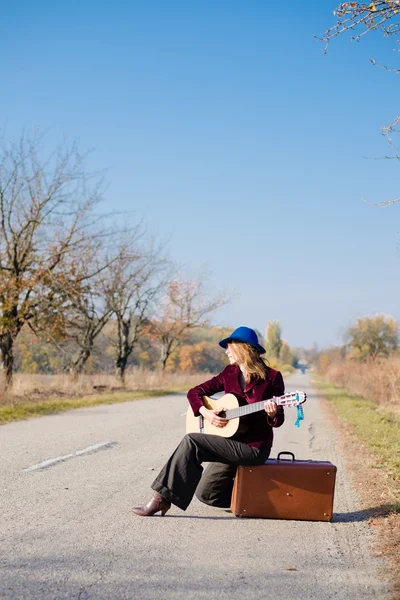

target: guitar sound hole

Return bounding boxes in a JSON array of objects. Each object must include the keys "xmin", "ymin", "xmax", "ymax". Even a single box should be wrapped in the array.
[{"xmin": 219, "ymin": 411, "xmax": 226, "ymax": 419}]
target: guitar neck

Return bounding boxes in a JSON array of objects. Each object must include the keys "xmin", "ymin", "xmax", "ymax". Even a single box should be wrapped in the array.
[{"xmin": 225, "ymin": 398, "xmax": 283, "ymax": 420}]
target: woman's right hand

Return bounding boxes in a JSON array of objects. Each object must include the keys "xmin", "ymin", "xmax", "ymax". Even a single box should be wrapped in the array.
[{"xmin": 199, "ymin": 407, "xmax": 228, "ymax": 428}]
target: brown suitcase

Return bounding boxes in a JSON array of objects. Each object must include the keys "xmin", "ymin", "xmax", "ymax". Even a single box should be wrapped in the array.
[{"xmin": 231, "ymin": 451, "xmax": 337, "ymax": 521}]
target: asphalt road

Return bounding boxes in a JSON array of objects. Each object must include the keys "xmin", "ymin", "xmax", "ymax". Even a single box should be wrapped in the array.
[{"xmin": 0, "ymin": 372, "xmax": 390, "ymax": 599}]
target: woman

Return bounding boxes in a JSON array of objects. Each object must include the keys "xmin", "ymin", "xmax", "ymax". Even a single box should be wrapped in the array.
[{"xmin": 132, "ymin": 326, "xmax": 285, "ymax": 517}]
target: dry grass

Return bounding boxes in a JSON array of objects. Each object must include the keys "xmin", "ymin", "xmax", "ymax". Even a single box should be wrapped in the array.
[
  {"xmin": 315, "ymin": 360, "xmax": 400, "ymax": 595},
  {"xmin": 320, "ymin": 358, "xmax": 400, "ymax": 416},
  {"xmin": 0, "ymin": 368, "xmax": 206, "ymax": 406}
]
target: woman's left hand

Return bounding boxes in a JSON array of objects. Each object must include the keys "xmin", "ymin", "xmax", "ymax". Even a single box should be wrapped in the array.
[{"xmin": 264, "ymin": 400, "xmax": 277, "ymax": 418}]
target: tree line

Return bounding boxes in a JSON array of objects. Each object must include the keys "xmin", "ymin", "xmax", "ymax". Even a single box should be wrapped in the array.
[
  {"xmin": 0, "ymin": 132, "xmax": 227, "ymax": 389},
  {"xmin": 315, "ymin": 313, "xmax": 398, "ymax": 371},
  {"xmin": 13, "ymin": 325, "xmax": 234, "ymax": 376},
  {"xmin": 12, "ymin": 320, "xmax": 302, "ymax": 378}
]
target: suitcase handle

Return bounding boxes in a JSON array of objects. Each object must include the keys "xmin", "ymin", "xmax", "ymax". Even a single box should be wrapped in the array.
[{"xmin": 277, "ymin": 451, "xmax": 295, "ymax": 461}]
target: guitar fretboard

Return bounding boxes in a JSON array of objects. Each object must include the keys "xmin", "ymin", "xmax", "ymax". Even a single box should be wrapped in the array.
[
  {"xmin": 225, "ymin": 398, "xmax": 282, "ymax": 420},
  {"xmin": 222, "ymin": 392, "xmax": 304, "ymax": 420}
]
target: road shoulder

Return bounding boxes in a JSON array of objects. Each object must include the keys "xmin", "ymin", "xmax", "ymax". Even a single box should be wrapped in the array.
[{"xmin": 315, "ymin": 382, "xmax": 400, "ymax": 600}]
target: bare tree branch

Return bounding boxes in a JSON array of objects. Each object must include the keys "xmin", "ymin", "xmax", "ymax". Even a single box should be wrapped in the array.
[
  {"xmin": 103, "ymin": 230, "xmax": 169, "ymax": 383},
  {"xmin": 148, "ymin": 276, "xmax": 229, "ymax": 371},
  {"xmin": 0, "ymin": 131, "xmax": 105, "ymax": 387},
  {"xmin": 318, "ymin": 3, "xmax": 400, "ymax": 205}
]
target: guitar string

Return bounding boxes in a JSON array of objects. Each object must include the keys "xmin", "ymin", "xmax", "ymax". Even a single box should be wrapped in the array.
[{"xmin": 224, "ymin": 393, "xmax": 303, "ymax": 420}]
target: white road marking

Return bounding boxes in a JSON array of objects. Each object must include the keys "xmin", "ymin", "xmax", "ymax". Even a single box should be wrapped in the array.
[{"xmin": 23, "ymin": 441, "xmax": 116, "ymax": 472}]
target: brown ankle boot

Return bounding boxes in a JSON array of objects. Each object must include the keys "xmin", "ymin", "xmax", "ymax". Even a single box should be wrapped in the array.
[{"xmin": 132, "ymin": 491, "xmax": 171, "ymax": 517}]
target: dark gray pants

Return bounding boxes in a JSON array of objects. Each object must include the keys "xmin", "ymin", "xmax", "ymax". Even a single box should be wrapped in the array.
[{"xmin": 151, "ymin": 433, "xmax": 270, "ymax": 511}]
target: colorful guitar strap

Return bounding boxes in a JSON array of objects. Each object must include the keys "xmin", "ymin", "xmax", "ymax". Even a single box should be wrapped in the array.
[{"xmin": 294, "ymin": 393, "xmax": 304, "ymax": 428}]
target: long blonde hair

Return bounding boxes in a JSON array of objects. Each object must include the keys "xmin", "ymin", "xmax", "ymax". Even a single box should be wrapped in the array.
[{"xmin": 229, "ymin": 342, "xmax": 269, "ymax": 383}]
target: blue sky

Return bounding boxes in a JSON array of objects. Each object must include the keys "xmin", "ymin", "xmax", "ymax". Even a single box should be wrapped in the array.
[{"xmin": 2, "ymin": 1, "xmax": 400, "ymax": 348}]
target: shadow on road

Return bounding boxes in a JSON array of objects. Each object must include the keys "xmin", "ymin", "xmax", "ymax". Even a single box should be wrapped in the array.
[
  {"xmin": 162, "ymin": 503, "xmax": 399, "ymax": 523},
  {"xmin": 333, "ymin": 503, "xmax": 399, "ymax": 523}
]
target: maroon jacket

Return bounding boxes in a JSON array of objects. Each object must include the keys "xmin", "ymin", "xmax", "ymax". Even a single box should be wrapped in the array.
[{"xmin": 187, "ymin": 364, "xmax": 285, "ymax": 450}]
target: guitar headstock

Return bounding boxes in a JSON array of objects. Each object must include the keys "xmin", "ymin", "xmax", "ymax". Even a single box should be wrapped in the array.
[{"xmin": 275, "ymin": 390, "xmax": 307, "ymax": 407}]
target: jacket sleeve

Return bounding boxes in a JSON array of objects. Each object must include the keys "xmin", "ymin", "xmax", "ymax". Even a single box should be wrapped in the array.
[
  {"xmin": 266, "ymin": 370, "xmax": 285, "ymax": 428},
  {"xmin": 187, "ymin": 370, "xmax": 226, "ymax": 416}
]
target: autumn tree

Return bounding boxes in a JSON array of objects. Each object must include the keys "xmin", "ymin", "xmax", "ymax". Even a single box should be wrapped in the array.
[
  {"xmin": 346, "ymin": 313, "xmax": 398, "ymax": 361},
  {"xmin": 149, "ymin": 278, "xmax": 228, "ymax": 371},
  {"xmin": 320, "ymin": 1, "xmax": 400, "ymax": 205},
  {"xmin": 315, "ymin": 346, "xmax": 345, "ymax": 373},
  {"xmin": 264, "ymin": 320, "xmax": 282, "ymax": 361},
  {"xmin": 279, "ymin": 339, "xmax": 294, "ymax": 366},
  {"xmin": 16, "ymin": 328, "xmax": 64, "ymax": 373},
  {"xmin": 0, "ymin": 132, "xmax": 101, "ymax": 388},
  {"xmin": 178, "ymin": 341, "xmax": 227, "ymax": 373}
]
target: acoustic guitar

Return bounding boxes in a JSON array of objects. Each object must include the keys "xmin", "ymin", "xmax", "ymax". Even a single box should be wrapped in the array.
[{"xmin": 186, "ymin": 391, "xmax": 307, "ymax": 438}]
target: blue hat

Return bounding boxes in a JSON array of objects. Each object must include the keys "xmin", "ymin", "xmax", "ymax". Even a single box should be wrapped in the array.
[{"xmin": 219, "ymin": 326, "xmax": 265, "ymax": 354}]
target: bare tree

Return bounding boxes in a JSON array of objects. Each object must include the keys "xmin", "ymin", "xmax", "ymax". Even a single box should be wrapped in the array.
[
  {"xmin": 319, "ymin": 2, "xmax": 400, "ymax": 50},
  {"xmin": 45, "ymin": 233, "xmax": 128, "ymax": 377},
  {"xmin": 149, "ymin": 277, "xmax": 229, "ymax": 371},
  {"xmin": 103, "ymin": 232, "xmax": 168, "ymax": 383},
  {"xmin": 319, "ymin": 2, "xmax": 400, "ymax": 205},
  {"xmin": 63, "ymin": 274, "xmax": 114, "ymax": 377},
  {"xmin": 0, "ymin": 132, "xmax": 102, "ymax": 388}
]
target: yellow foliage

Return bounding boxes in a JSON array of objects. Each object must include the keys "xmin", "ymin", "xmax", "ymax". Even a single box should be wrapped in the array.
[
  {"xmin": 281, "ymin": 364, "xmax": 295, "ymax": 375},
  {"xmin": 318, "ymin": 354, "xmax": 330, "ymax": 372},
  {"xmin": 138, "ymin": 351, "xmax": 150, "ymax": 365},
  {"xmin": 21, "ymin": 351, "xmax": 39, "ymax": 373},
  {"xmin": 266, "ymin": 358, "xmax": 281, "ymax": 370},
  {"xmin": 179, "ymin": 343, "xmax": 209, "ymax": 372},
  {"xmin": 347, "ymin": 314, "xmax": 398, "ymax": 362},
  {"xmin": 179, "ymin": 345, "xmax": 198, "ymax": 372}
]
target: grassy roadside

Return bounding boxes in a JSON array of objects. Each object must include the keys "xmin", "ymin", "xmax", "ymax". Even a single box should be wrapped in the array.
[
  {"xmin": 0, "ymin": 388, "xmax": 187, "ymax": 425},
  {"xmin": 314, "ymin": 378, "xmax": 400, "ymax": 496},
  {"xmin": 314, "ymin": 378, "xmax": 400, "ymax": 598}
]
